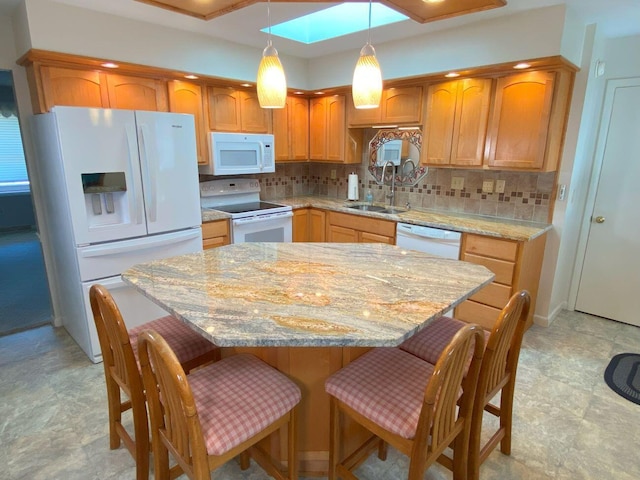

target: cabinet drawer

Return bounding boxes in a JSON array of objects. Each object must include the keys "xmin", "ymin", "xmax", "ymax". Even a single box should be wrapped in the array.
[
  {"xmin": 464, "ymin": 234, "xmax": 518, "ymax": 261},
  {"xmin": 455, "ymin": 300, "xmax": 501, "ymax": 330},
  {"xmin": 202, "ymin": 220, "xmax": 229, "ymax": 239},
  {"xmin": 462, "ymin": 253, "xmax": 515, "ymax": 285},
  {"xmin": 469, "ymin": 282, "xmax": 512, "ymax": 309},
  {"xmin": 203, "ymin": 237, "xmax": 227, "ymax": 250}
]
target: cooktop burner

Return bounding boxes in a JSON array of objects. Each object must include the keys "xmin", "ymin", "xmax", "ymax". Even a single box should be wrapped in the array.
[{"xmin": 211, "ymin": 201, "xmax": 287, "ymax": 214}]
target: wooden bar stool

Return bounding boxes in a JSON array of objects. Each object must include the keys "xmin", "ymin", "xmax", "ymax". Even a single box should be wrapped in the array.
[
  {"xmin": 325, "ymin": 323, "xmax": 485, "ymax": 480},
  {"xmin": 89, "ymin": 283, "xmax": 220, "ymax": 480},
  {"xmin": 138, "ymin": 329, "xmax": 301, "ymax": 480},
  {"xmin": 399, "ymin": 290, "xmax": 531, "ymax": 480}
]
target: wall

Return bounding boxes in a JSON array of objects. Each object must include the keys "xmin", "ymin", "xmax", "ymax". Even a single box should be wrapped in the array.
[{"xmin": 0, "ymin": 193, "xmax": 36, "ymax": 230}]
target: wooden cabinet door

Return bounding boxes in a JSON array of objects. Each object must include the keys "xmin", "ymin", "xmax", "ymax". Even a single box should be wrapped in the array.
[
  {"xmin": 360, "ymin": 231, "xmax": 394, "ymax": 244},
  {"xmin": 208, "ymin": 87, "xmax": 241, "ymax": 131},
  {"xmin": 423, "ymin": 79, "xmax": 489, "ymax": 167},
  {"xmin": 326, "ymin": 95, "xmax": 346, "ymax": 161},
  {"xmin": 292, "ymin": 209, "xmax": 309, "ymax": 242},
  {"xmin": 240, "ymin": 91, "xmax": 271, "ymax": 133},
  {"xmin": 105, "ymin": 74, "xmax": 168, "ymax": 111},
  {"xmin": 309, "ymin": 97, "xmax": 327, "ymax": 160},
  {"xmin": 168, "ymin": 80, "xmax": 207, "ymax": 165},
  {"xmin": 309, "ymin": 209, "xmax": 326, "ymax": 242},
  {"xmin": 272, "ymin": 101, "xmax": 290, "ymax": 161},
  {"xmin": 40, "ymin": 66, "xmax": 109, "ymax": 111},
  {"xmin": 450, "ymin": 78, "xmax": 491, "ymax": 167},
  {"xmin": 202, "ymin": 220, "xmax": 230, "ymax": 250},
  {"xmin": 486, "ymin": 71, "xmax": 555, "ymax": 170},
  {"xmin": 289, "ymin": 96, "xmax": 309, "ymax": 160},
  {"xmin": 347, "ymin": 94, "xmax": 381, "ymax": 126},
  {"xmin": 423, "ymin": 80, "xmax": 457, "ymax": 165},
  {"xmin": 381, "ymin": 86, "xmax": 422, "ymax": 124},
  {"xmin": 328, "ymin": 224, "xmax": 357, "ymax": 243}
]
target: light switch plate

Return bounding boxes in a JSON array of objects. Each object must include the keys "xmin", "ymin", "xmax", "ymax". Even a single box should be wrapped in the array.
[
  {"xmin": 330, "ymin": 169, "xmax": 337, "ymax": 180},
  {"xmin": 451, "ymin": 177, "xmax": 464, "ymax": 190},
  {"xmin": 482, "ymin": 180, "xmax": 494, "ymax": 193},
  {"xmin": 495, "ymin": 179, "xmax": 506, "ymax": 194}
]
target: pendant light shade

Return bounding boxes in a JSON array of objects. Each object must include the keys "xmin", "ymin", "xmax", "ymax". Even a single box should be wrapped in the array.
[
  {"xmin": 352, "ymin": 43, "xmax": 382, "ymax": 109},
  {"xmin": 257, "ymin": 42, "xmax": 287, "ymax": 108},
  {"xmin": 257, "ymin": 0, "xmax": 286, "ymax": 109},
  {"xmin": 352, "ymin": 0, "xmax": 382, "ymax": 109}
]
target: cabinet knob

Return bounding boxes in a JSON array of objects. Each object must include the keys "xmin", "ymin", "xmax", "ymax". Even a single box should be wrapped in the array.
[{"xmin": 594, "ymin": 216, "xmax": 606, "ymax": 224}]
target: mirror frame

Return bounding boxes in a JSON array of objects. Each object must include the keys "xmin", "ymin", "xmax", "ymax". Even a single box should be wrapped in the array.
[{"xmin": 368, "ymin": 129, "xmax": 428, "ymax": 187}]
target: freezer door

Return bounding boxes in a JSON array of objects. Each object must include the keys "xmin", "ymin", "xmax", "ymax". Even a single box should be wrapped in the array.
[
  {"xmin": 82, "ymin": 275, "xmax": 172, "ymax": 363},
  {"xmin": 76, "ymin": 228, "xmax": 203, "ymax": 282},
  {"xmin": 53, "ymin": 107, "xmax": 148, "ymax": 245},
  {"xmin": 135, "ymin": 111, "xmax": 201, "ymax": 235}
]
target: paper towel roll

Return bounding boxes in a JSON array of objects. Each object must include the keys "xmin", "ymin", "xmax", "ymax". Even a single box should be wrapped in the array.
[{"xmin": 348, "ymin": 173, "xmax": 359, "ymax": 200}]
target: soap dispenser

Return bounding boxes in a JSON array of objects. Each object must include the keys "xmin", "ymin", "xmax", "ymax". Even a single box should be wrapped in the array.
[{"xmin": 365, "ymin": 188, "xmax": 374, "ymax": 205}]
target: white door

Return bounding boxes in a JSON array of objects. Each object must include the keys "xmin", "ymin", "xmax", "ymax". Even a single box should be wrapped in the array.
[
  {"xmin": 134, "ymin": 111, "xmax": 202, "ymax": 235},
  {"xmin": 55, "ymin": 107, "xmax": 148, "ymax": 244},
  {"xmin": 575, "ymin": 78, "xmax": 640, "ymax": 327}
]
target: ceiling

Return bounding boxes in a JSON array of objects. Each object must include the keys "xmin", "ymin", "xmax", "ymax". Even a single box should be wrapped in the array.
[{"xmin": 0, "ymin": 0, "xmax": 639, "ymax": 58}]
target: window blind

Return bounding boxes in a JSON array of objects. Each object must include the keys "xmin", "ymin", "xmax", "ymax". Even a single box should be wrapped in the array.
[{"xmin": 0, "ymin": 114, "xmax": 29, "ymax": 193}]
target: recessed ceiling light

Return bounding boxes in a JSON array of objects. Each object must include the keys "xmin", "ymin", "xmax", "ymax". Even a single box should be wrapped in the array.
[
  {"xmin": 101, "ymin": 62, "xmax": 119, "ymax": 69},
  {"xmin": 184, "ymin": 74, "xmax": 198, "ymax": 80},
  {"xmin": 445, "ymin": 72, "xmax": 460, "ymax": 78},
  {"xmin": 294, "ymin": 91, "xmax": 305, "ymax": 95},
  {"xmin": 314, "ymin": 91, "xmax": 325, "ymax": 95},
  {"xmin": 514, "ymin": 63, "xmax": 531, "ymax": 69},
  {"xmin": 423, "ymin": 0, "xmax": 445, "ymax": 3},
  {"xmin": 240, "ymin": 83, "xmax": 252, "ymax": 87}
]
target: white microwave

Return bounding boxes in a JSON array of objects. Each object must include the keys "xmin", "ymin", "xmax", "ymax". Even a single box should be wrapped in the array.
[{"xmin": 200, "ymin": 132, "xmax": 275, "ymax": 176}]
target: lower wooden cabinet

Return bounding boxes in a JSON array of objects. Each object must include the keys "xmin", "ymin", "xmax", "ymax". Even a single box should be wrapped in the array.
[
  {"xmin": 326, "ymin": 211, "xmax": 395, "ymax": 244},
  {"xmin": 455, "ymin": 232, "xmax": 547, "ymax": 329},
  {"xmin": 293, "ymin": 208, "xmax": 326, "ymax": 242},
  {"xmin": 202, "ymin": 219, "xmax": 230, "ymax": 250}
]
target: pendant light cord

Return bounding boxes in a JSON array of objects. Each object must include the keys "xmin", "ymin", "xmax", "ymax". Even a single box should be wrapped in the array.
[
  {"xmin": 267, "ymin": 0, "xmax": 272, "ymax": 46},
  {"xmin": 367, "ymin": 0, "xmax": 372, "ymax": 45}
]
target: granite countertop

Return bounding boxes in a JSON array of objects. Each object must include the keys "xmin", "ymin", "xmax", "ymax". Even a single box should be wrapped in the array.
[
  {"xmin": 123, "ymin": 243, "xmax": 494, "ymax": 347},
  {"xmin": 201, "ymin": 195, "xmax": 552, "ymax": 242}
]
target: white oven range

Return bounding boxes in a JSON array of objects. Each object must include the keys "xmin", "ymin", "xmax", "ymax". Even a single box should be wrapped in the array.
[{"xmin": 200, "ymin": 178, "xmax": 293, "ymax": 243}]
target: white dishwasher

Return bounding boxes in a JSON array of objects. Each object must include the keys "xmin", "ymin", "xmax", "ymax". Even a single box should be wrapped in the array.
[
  {"xmin": 396, "ymin": 223, "xmax": 462, "ymax": 259},
  {"xmin": 396, "ymin": 223, "xmax": 462, "ymax": 318}
]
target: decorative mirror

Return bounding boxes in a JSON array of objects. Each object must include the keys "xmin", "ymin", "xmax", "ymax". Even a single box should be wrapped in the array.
[{"xmin": 368, "ymin": 129, "xmax": 428, "ymax": 187}]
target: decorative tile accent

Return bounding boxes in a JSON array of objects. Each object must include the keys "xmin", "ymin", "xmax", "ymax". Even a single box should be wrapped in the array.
[{"xmin": 252, "ymin": 163, "xmax": 554, "ymax": 223}]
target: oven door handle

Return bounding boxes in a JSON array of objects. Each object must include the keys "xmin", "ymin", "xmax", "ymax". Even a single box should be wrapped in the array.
[{"xmin": 232, "ymin": 211, "xmax": 293, "ymax": 226}]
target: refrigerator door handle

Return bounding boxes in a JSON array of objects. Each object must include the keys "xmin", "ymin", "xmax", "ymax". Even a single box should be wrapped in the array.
[
  {"xmin": 125, "ymin": 123, "xmax": 144, "ymax": 225},
  {"xmin": 79, "ymin": 229, "xmax": 202, "ymax": 259},
  {"xmin": 138, "ymin": 124, "xmax": 157, "ymax": 223}
]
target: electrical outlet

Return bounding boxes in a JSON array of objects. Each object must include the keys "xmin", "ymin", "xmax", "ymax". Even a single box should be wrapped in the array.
[
  {"xmin": 482, "ymin": 180, "xmax": 494, "ymax": 193},
  {"xmin": 330, "ymin": 169, "xmax": 337, "ymax": 180},
  {"xmin": 495, "ymin": 179, "xmax": 506, "ymax": 194},
  {"xmin": 451, "ymin": 177, "xmax": 464, "ymax": 190}
]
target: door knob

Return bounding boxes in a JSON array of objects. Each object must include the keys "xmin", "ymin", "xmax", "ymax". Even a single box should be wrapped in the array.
[{"xmin": 594, "ymin": 216, "xmax": 605, "ymax": 223}]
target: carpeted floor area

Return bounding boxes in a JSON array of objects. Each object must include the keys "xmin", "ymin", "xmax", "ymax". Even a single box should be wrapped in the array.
[{"xmin": 0, "ymin": 229, "xmax": 52, "ymax": 336}]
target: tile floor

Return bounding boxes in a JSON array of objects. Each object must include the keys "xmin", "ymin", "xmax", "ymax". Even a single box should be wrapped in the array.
[{"xmin": 1, "ymin": 309, "xmax": 639, "ymax": 479}]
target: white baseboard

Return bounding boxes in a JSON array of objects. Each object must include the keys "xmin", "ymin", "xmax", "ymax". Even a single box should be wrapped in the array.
[{"xmin": 533, "ymin": 301, "xmax": 567, "ymax": 327}]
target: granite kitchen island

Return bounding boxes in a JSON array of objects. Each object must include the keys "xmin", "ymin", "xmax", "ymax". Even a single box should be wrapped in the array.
[{"xmin": 123, "ymin": 242, "xmax": 494, "ymax": 474}]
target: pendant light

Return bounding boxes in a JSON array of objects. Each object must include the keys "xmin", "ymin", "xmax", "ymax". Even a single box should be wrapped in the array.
[
  {"xmin": 352, "ymin": 0, "xmax": 382, "ymax": 109},
  {"xmin": 257, "ymin": 0, "xmax": 287, "ymax": 108}
]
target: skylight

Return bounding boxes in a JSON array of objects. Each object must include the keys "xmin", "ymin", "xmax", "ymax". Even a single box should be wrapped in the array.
[{"xmin": 263, "ymin": 3, "xmax": 408, "ymax": 44}]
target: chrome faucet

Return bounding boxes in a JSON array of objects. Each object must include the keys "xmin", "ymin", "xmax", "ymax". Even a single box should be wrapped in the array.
[{"xmin": 381, "ymin": 161, "xmax": 396, "ymax": 207}]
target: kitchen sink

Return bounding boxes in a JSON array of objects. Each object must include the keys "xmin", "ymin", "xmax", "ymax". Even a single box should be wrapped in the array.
[
  {"xmin": 346, "ymin": 204, "xmax": 407, "ymax": 215},
  {"xmin": 346, "ymin": 204, "xmax": 388, "ymax": 212}
]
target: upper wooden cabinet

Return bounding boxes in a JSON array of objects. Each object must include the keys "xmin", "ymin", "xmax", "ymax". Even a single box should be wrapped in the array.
[
  {"xmin": 207, "ymin": 87, "xmax": 271, "ymax": 133},
  {"xmin": 273, "ymin": 96, "xmax": 309, "ymax": 162},
  {"xmin": 38, "ymin": 66, "xmax": 110, "ymax": 112},
  {"xmin": 105, "ymin": 74, "xmax": 168, "ymax": 111},
  {"xmin": 347, "ymin": 86, "xmax": 423, "ymax": 126},
  {"xmin": 310, "ymin": 95, "xmax": 346, "ymax": 162},
  {"xmin": 486, "ymin": 70, "xmax": 570, "ymax": 171},
  {"xmin": 167, "ymin": 80, "xmax": 207, "ymax": 165},
  {"xmin": 422, "ymin": 78, "xmax": 491, "ymax": 167},
  {"xmin": 30, "ymin": 66, "xmax": 169, "ymax": 113}
]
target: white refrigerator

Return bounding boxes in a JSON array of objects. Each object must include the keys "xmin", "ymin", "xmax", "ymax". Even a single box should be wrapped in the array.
[{"xmin": 30, "ymin": 106, "xmax": 203, "ymax": 363}]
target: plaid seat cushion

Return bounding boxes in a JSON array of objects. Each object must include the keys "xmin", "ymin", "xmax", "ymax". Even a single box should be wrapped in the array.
[
  {"xmin": 325, "ymin": 348, "xmax": 435, "ymax": 439},
  {"xmin": 129, "ymin": 315, "xmax": 217, "ymax": 367},
  {"xmin": 399, "ymin": 316, "xmax": 490, "ymax": 370},
  {"xmin": 189, "ymin": 353, "xmax": 301, "ymax": 456}
]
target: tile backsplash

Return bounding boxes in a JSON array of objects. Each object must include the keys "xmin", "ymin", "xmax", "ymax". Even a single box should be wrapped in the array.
[{"xmin": 255, "ymin": 161, "xmax": 554, "ymax": 223}]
